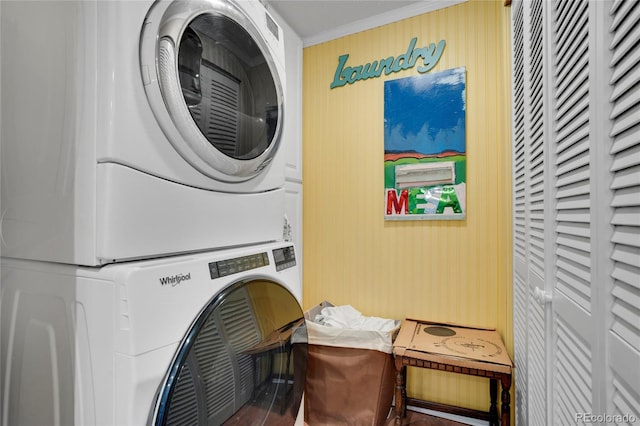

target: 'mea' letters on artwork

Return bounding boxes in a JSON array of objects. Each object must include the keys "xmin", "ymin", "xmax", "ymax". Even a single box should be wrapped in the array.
[
  {"xmin": 330, "ymin": 37, "xmax": 446, "ymax": 89},
  {"xmin": 386, "ymin": 186, "xmax": 464, "ymax": 217}
]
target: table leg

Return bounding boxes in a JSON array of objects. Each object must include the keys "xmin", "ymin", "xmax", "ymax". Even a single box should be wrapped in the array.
[
  {"xmin": 489, "ymin": 378, "xmax": 498, "ymax": 426},
  {"xmin": 500, "ymin": 374, "xmax": 512, "ymax": 426},
  {"xmin": 394, "ymin": 362, "xmax": 406, "ymax": 426}
]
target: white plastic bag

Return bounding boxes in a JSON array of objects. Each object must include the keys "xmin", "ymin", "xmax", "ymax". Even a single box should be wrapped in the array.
[{"xmin": 306, "ymin": 303, "xmax": 400, "ymax": 353}]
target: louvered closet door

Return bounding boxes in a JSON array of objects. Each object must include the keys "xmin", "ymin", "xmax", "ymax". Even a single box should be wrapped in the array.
[
  {"xmin": 512, "ymin": 0, "xmax": 640, "ymax": 423},
  {"xmin": 607, "ymin": 0, "xmax": 640, "ymax": 417},
  {"xmin": 511, "ymin": 0, "xmax": 548, "ymax": 424},
  {"xmin": 549, "ymin": 0, "xmax": 640, "ymax": 420},
  {"xmin": 511, "ymin": 2, "xmax": 528, "ymax": 421},
  {"xmin": 549, "ymin": 0, "xmax": 597, "ymax": 421}
]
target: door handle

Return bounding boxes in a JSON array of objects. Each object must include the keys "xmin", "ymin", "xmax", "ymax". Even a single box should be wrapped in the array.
[{"xmin": 533, "ymin": 287, "xmax": 553, "ymax": 305}]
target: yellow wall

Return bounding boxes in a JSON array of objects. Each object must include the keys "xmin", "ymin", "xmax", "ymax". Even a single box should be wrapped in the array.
[{"xmin": 302, "ymin": 0, "xmax": 512, "ymax": 411}]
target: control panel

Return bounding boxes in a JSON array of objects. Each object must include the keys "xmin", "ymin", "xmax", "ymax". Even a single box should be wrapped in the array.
[
  {"xmin": 208, "ymin": 252, "xmax": 269, "ymax": 279},
  {"xmin": 272, "ymin": 246, "xmax": 296, "ymax": 271}
]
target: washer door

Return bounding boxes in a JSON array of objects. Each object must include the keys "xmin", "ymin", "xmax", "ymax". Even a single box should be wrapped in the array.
[
  {"xmin": 150, "ymin": 279, "xmax": 307, "ymax": 425},
  {"xmin": 140, "ymin": 0, "xmax": 284, "ymax": 182}
]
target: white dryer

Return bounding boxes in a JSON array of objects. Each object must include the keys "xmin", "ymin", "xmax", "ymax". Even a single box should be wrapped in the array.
[
  {"xmin": 1, "ymin": 241, "xmax": 306, "ymax": 425},
  {"xmin": 0, "ymin": 0, "xmax": 288, "ymax": 265}
]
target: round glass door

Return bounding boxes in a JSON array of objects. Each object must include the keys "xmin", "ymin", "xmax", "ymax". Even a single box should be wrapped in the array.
[
  {"xmin": 141, "ymin": 0, "xmax": 284, "ymax": 181},
  {"xmin": 151, "ymin": 280, "xmax": 307, "ymax": 425}
]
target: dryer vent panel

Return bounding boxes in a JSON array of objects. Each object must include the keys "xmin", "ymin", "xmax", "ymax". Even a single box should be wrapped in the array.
[
  {"xmin": 163, "ymin": 286, "xmax": 260, "ymax": 424},
  {"xmin": 188, "ymin": 64, "xmax": 241, "ymax": 157},
  {"xmin": 265, "ymin": 12, "xmax": 279, "ymax": 40},
  {"xmin": 153, "ymin": 279, "xmax": 308, "ymax": 425}
]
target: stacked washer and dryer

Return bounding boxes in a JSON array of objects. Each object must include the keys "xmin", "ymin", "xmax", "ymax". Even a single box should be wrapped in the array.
[{"xmin": 0, "ymin": 1, "xmax": 307, "ymax": 425}]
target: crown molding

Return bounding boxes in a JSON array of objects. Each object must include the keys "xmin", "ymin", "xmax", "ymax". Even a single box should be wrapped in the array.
[{"xmin": 303, "ymin": 0, "xmax": 468, "ymax": 47}]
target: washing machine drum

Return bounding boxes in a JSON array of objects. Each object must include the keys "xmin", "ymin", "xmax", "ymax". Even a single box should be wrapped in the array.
[
  {"xmin": 140, "ymin": 0, "xmax": 284, "ymax": 182},
  {"xmin": 150, "ymin": 280, "xmax": 308, "ymax": 425}
]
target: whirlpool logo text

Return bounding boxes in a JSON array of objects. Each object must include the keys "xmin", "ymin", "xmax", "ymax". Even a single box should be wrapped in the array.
[{"xmin": 159, "ymin": 273, "xmax": 192, "ymax": 287}]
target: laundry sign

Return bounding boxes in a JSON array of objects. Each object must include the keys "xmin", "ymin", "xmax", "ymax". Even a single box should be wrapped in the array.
[{"xmin": 330, "ymin": 37, "xmax": 446, "ymax": 89}]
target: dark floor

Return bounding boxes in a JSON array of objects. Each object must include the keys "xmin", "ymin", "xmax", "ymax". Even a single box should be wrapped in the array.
[
  {"xmin": 385, "ymin": 408, "xmax": 469, "ymax": 426},
  {"xmin": 227, "ymin": 403, "xmax": 470, "ymax": 426},
  {"xmin": 223, "ymin": 384, "xmax": 469, "ymax": 426}
]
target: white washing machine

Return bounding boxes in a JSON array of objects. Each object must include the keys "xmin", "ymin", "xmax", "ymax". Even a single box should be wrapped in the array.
[
  {"xmin": 1, "ymin": 241, "xmax": 306, "ymax": 425},
  {"xmin": 0, "ymin": 0, "xmax": 288, "ymax": 266}
]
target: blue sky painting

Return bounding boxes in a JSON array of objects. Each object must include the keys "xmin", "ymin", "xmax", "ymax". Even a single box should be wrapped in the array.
[
  {"xmin": 384, "ymin": 67, "xmax": 467, "ymax": 220},
  {"xmin": 384, "ymin": 67, "xmax": 466, "ymax": 156}
]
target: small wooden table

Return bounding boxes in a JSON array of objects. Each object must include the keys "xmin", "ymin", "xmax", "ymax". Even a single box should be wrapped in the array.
[{"xmin": 392, "ymin": 320, "xmax": 513, "ymax": 426}]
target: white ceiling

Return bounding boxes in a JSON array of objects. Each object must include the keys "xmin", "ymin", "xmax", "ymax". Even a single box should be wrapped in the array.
[{"xmin": 264, "ymin": 0, "xmax": 466, "ymax": 46}]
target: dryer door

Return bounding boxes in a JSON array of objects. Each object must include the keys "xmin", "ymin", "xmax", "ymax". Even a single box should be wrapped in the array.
[
  {"xmin": 140, "ymin": 0, "xmax": 284, "ymax": 182},
  {"xmin": 150, "ymin": 279, "xmax": 307, "ymax": 425}
]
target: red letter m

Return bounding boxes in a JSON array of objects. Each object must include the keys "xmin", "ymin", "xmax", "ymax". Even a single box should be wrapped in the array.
[{"xmin": 386, "ymin": 189, "xmax": 408, "ymax": 215}]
